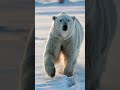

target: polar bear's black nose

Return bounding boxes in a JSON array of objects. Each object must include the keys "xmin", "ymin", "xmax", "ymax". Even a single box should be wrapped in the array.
[{"xmin": 63, "ymin": 25, "xmax": 68, "ymax": 31}]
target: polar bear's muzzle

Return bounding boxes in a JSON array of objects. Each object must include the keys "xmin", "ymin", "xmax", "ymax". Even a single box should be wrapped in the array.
[{"xmin": 62, "ymin": 24, "xmax": 68, "ymax": 31}]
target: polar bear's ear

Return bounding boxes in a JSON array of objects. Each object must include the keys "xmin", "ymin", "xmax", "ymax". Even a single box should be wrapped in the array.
[
  {"xmin": 71, "ymin": 16, "xmax": 76, "ymax": 20},
  {"xmin": 52, "ymin": 16, "xmax": 57, "ymax": 20}
]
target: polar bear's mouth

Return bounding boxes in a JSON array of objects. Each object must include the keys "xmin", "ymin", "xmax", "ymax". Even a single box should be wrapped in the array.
[{"xmin": 62, "ymin": 25, "xmax": 68, "ymax": 31}]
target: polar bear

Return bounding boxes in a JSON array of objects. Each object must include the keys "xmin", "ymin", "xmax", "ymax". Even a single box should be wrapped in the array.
[{"xmin": 44, "ymin": 12, "xmax": 84, "ymax": 77}]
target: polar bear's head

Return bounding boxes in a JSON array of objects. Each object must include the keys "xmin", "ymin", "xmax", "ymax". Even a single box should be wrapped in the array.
[{"xmin": 52, "ymin": 12, "xmax": 76, "ymax": 38}]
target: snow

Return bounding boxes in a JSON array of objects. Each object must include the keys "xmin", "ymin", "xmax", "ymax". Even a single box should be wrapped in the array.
[{"xmin": 35, "ymin": 0, "xmax": 85, "ymax": 90}]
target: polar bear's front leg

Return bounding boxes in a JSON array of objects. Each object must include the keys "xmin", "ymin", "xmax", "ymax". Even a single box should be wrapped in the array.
[
  {"xmin": 64, "ymin": 57, "xmax": 77, "ymax": 77},
  {"xmin": 44, "ymin": 54, "xmax": 56, "ymax": 77},
  {"xmin": 44, "ymin": 35, "xmax": 61, "ymax": 77}
]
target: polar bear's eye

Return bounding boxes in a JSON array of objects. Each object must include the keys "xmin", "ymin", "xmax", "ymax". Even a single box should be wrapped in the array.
[
  {"xmin": 60, "ymin": 19, "xmax": 62, "ymax": 22},
  {"xmin": 68, "ymin": 19, "xmax": 70, "ymax": 22}
]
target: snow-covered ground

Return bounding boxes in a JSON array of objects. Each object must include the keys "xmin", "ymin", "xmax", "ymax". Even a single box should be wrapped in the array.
[{"xmin": 35, "ymin": 0, "xmax": 85, "ymax": 90}]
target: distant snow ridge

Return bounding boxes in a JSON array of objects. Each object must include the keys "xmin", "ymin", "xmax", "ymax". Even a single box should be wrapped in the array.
[{"xmin": 35, "ymin": 0, "xmax": 85, "ymax": 7}]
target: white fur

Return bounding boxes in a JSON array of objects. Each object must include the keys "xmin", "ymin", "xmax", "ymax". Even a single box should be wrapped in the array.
[{"xmin": 44, "ymin": 12, "xmax": 84, "ymax": 77}]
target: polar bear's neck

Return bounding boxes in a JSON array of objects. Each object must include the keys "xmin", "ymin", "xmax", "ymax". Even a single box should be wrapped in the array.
[
  {"xmin": 50, "ymin": 26, "xmax": 62, "ymax": 38},
  {"xmin": 50, "ymin": 25, "xmax": 75, "ymax": 41}
]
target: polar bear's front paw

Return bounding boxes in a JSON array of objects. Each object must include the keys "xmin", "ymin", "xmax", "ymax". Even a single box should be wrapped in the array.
[
  {"xmin": 45, "ymin": 63, "xmax": 56, "ymax": 77},
  {"xmin": 49, "ymin": 67, "xmax": 55, "ymax": 77},
  {"xmin": 64, "ymin": 71, "xmax": 73, "ymax": 77}
]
